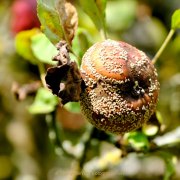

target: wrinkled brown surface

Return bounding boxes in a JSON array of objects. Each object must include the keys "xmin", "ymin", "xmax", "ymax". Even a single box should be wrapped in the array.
[{"xmin": 80, "ymin": 40, "xmax": 160, "ymax": 134}]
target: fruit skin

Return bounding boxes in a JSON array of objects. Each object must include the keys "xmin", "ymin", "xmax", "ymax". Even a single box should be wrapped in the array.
[
  {"xmin": 11, "ymin": 0, "xmax": 40, "ymax": 34},
  {"xmin": 80, "ymin": 39, "xmax": 159, "ymax": 134}
]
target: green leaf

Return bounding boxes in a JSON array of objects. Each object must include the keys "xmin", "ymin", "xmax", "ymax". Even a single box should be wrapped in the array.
[
  {"xmin": 15, "ymin": 28, "xmax": 40, "ymax": 64},
  {"xmin": 171, "ymin": 9, "xmax": 180, "ymax": 30},
  {"xmin": 37, "ymin": 0, "xmax": 64, "ymax": 44},
  {"xmin": 125, "ymin": 131, "xmax": 149, "ymax": 151},
  {"xmin": 31, "ymin": 33, "xmax": 58, "ymax": 65},
  {"xmin": 96, "ymin": 0, "xmax": 107, "ymax": 28},
  {"xmin": 79, "ymin": 0, "xmax": 106, "ymax": 33},
  {"xmin": 29, "ymin": 87, "xmax": 59, "ymax": 114},
  {"xmin": 64, "ymin": 102, "xmax": 81, "ymax": 114}
]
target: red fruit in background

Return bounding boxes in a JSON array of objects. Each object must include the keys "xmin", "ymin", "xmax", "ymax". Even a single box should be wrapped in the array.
[{"xmin": 11, "ymin": 0, "xmax": 40, "ymax": 34}]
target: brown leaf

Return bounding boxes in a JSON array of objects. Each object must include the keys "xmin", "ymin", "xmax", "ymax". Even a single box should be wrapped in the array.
[
  {"xmin": 45, "ymin": 41, "xmax": 82, "ymax": 105},
  {"xmin": 56, "ymin": 1, "xmax": 78, "ymax": 44},
  {"xmin": 46, "ymin": 62, "xmax": 82, "ymax": 105}
]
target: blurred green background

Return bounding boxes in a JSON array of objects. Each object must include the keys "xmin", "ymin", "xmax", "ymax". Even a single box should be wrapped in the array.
[{"xmin": 0, "ymin": 0, "xmax": 180, "ymax": 179}]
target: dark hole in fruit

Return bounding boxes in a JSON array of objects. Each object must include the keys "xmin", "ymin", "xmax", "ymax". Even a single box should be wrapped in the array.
[
  {"xmin": 116, "ymin": 80, "xmax": 146, "ymax": 100},
  {"xmin": 131, "ymin": 85, "xmax": 145, "ymax": 98}
]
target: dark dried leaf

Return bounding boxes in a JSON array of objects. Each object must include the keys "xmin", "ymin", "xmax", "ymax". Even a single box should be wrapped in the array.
[
  {"xmin": 45, "ymin": 41, "xmax": 82, "ymax": 105},
  {"xmin": 45, "ymin": 64, "xmax": 70, "ymax": 95}
]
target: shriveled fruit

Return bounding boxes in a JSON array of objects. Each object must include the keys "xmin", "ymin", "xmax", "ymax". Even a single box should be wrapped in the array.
[{"xmin": 80, "ymin": 39, "xmax": 159, "ymax": 134}]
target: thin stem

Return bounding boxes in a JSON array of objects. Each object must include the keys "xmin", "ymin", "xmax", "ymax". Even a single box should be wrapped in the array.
[
  {"xmin": 69, "ymin": 46, "xmax": 82, "ymax": 67},
  {"xmin": 100, "ymin": 20, "xmax": 108, "ymax": 40},
  {"xmin": 45, "ymin": 112, "xmax": 76, "ymax": 159},
  {"xmin": 75, "ymin": 126, "xmax": 96, "ymax": 180},
  {"xmin": 100, "ymin": 26, "xmax": 107, "ymax": 40},
  {"xmin": 38, "ymin": 63, "xmax": 46, "ymax": 88},
  {"xmin": 152, "ymin": 29, "xmax": 175, "ymax": 64},
  {"xmin": 100, "ymin": 29, "xmax": 106, "ymax": 40},
  {"xmin": 103, "ymin": 22, "xmax": 108, "ymax": 40}
]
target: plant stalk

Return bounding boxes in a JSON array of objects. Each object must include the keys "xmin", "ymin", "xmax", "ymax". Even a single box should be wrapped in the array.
[
  {"xmin": 152, "ymin": 29, "xmax": 175, "ymax": 64},
  {"xmin": 38, "ymin": 63, "xmax": 46, "ymax": 88}
]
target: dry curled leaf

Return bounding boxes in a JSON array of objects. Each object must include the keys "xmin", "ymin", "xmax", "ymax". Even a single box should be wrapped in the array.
[
  {"xmin": 56, "ymin": 1, "xmax": 78, "ymax": 44},
  {"xmin": 45, "ymin": 41, "xmax": 82, "ymax": 105}
]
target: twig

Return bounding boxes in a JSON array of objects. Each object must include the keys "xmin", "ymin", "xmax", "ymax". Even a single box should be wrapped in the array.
[
  {"xmin": 152, "ymin": 29, "xmax": 175, "ymax": 64},
  {"xmin": 75, "ymin": 126, "xmax": 96, "ymax": 180},
  {"xmin": 45, "ymin": 111, "xmax": 76, "ymax": 159},
  {"xmin": 12, "ymin": 81, "xmax": 41, "ymax": 100},
  {"xmin": 100, "ymin": 27, "xmax": 107, "ymax": 40},
  {"xmin": 38, "ymin": 63, "xmax": 46, "ymax": 88}
]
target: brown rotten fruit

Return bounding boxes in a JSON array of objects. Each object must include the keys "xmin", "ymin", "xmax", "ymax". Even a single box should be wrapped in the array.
[
  {"xmin": 80, "ymin": 39, "xmax": 159, "ymax": 134},
  {"xmin": 45, "ymin": 40, "xmax": 159, "ymax": 134}
]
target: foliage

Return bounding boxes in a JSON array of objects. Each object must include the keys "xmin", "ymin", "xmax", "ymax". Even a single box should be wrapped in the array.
[
  {"xmin": 31, "ymin": 33, "xmax": 58, "ymax": 65},
  {"xmin": 37, "ymin": 0, "xmax": 65, "ymax": 44},
  {"xmin": 28, "ymin": 87, "xmax": 59, "ymax": 114},
  {"xmin": 171, "ymin": 9, "xmax": 180, "ymax": 29}
]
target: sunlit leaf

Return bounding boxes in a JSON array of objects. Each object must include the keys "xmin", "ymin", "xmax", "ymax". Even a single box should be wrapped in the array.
[
  {"xmin": 125, "ymin": 131, "xmax": 149, "ymax": 151},
  {"xmin": 15, "ymin": 28, "xmax": 40, "ymax": 64},
  {"xmin": 31, "ymin": 33, "xmax": 58, "ymax": 65},
  {"xmin": 37, "ymin": 0, "xmax": 78, "ymax": 45},
  {"xmin": 64, "ymin": 102, "xmax": 81, "ymax": 114},
  {"xmin": 28, "ymin": 87, "xmax": 59, "ymax": 114},
  {"xmin": 171, "ymin": 9, "xmax": 180, "ymax": 30},
  {"xmin": 79, "ymin": 0, "xmax": 106, "ymax": 33},
  {"xmin": 37, "ymin": 0, "xmax": 64, "ymax": 44}
]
